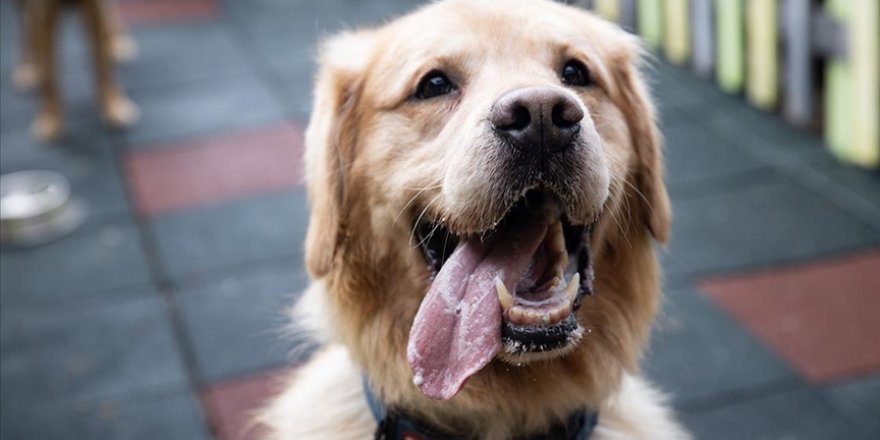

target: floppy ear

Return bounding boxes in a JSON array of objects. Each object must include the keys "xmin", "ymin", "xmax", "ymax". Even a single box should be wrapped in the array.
[
  {"xmin": 610, "ymin": 43, "xmax": 671, "ymax": 244},
  {"xmin": 304, "ymin": 31, "xmax": 376, "ymax": 277}
]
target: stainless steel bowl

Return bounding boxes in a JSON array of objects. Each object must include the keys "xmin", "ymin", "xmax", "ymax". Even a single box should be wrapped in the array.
[{"xmin": 0, "ymin": 170, "xmax": 86, "ymax": 247}]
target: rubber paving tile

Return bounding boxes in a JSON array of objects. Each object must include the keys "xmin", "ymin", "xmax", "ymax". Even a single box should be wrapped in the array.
[
  {"xmin": 662, "ymin": 180, "xmax": 880, "ymax": 278},
  {"xmin": 645, "ymin": 287, "xmax": 795, "ymax": 405},
  {"xmin": 0, "ymin": 216, "xmax": 152, "ymax": 303},
  {"xmin": 175, "ymin": 257, "xmax": 308, "ymax": 381},
  {"xmin": 0, "ymin": 388, "xmax": 211, "ymax": 440},
  {"xmin": 701, "ymin": 251, "xmax": 880, "ymax": 383},
  {"xmin": 202, "ymin": 369, "xmax": 287, "ymax": 440},
  {"xmin": 680, "ymin": 387, "xmax": 865, "ymax": 440},
  {"xmin": 148, "ymin": 189, "xmax": 308, "ymax": 280},
  {"xmin": 124, "ymin": 123, "xmax": 304, "ymax": 217},
  {"xmin": 0, "ymin": 294, "xmax": 189, "ymax": 407}
]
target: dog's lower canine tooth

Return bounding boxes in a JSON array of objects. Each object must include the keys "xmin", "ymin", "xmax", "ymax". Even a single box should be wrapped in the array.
[
  {"xmin": 495, "ymin": 277, "xmax": 514, "ymax": 311},
  {"xmin": 566, "ymin": 273, "xmax": 581, "ymax": 304}
]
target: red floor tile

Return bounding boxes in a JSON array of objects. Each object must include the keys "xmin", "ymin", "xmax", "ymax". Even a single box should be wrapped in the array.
[
  {"xmin": 202, "ymin": 369, "xmax": 288, "ymax": 440},
  {"xmin": 119, "ymin": 0, "xmax": 217, "ymax": 27},
  {"xmin": 123, "ymin": 124, "xmax": 305, "ymax": 217},
  {"xmin": 700, "ymin": 250, "xmax": 880, "ymax": 383}
]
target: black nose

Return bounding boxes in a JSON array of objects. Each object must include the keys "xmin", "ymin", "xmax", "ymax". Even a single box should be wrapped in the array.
[{"xmin": 490, "ymin": 87, "xmax": 584, "ymax": 156}]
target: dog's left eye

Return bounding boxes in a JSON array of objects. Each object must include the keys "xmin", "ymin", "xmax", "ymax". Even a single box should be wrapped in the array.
[
  {"xmin": 415, "ymin": 70, "xmax": 457, "ymax": 99},
  {"xmin": 561, "ymin": 60, "xmax": 593, "ymax": 87}
]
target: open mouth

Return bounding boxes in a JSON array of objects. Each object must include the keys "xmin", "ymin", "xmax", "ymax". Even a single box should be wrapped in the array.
[{"xmin": 407, "ymin": 189, "xmax": 596, "ymax": 400}]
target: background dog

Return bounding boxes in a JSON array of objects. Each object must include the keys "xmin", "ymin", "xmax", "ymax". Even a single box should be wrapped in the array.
[
  {"xmin": 13, "ymin": 0, "xmax": 138, "ymax": 141},
  {"xmin": 260, "ymin": 0, "xmax": 689, "ymax": 438}
]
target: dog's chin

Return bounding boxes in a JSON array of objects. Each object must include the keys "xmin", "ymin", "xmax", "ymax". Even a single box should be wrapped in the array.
[{"xmin": 414, "ymin": 188, "xmax": 598, "ymax": 364}]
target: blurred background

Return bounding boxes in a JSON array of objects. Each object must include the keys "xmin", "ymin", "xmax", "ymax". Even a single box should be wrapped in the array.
[{"xmin": 0, "ymin": 0, "xmax": 877, "ymax": 439}]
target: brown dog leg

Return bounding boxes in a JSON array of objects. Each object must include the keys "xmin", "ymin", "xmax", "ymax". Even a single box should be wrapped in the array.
[
  {"xmin": 81, "ymin": 0, "xmax": 138, "ymax": 128},
  {"xmin": 13, "ymin": 0, "xmax": 41, "ymax": 92},
  {"xmin": 106, "ymin": 0, "xmax": 137, "ymax": 62},
  {"xmin": 32, "ymin": 0, "xmax": 64, "ymax": 142}
]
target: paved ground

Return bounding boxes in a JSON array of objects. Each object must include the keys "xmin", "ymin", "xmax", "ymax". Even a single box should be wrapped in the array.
[{"xmin": 1, "ymin": 1, "xmax": 879, "ymax": 439}]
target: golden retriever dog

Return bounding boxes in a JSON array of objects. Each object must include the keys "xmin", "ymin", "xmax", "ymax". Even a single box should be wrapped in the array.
[
  {"xmin": 13, "ymin": 0, "xmax": 138, "ymax": 141},
  {"xmin": 260, "ymin": 0, "xmax": 689, "ymax": 438}
]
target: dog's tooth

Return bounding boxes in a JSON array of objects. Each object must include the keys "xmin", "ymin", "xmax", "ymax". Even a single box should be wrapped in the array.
[
  {"xmin": 495, "ymin": 278, "xmax": 514, "ymax": 311},
  {"xmin": 566, "ymin": 273, "xmax": 581, "ymax": 304},
  {"xmin": 508, "ymin": 307, "xmax": 525, "ymax": 324},
  {"xmin": 542, "ymin": 313, "xmax": 551, "ymax": 324},
  {"xmin": 553, "ymin": 303, "xmax": 572, "ymax": 321}
]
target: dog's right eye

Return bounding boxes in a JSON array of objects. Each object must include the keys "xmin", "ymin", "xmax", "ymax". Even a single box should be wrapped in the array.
[{"xmin": 415, "ymin": 71, "xmax": 456, "ymax": 99}]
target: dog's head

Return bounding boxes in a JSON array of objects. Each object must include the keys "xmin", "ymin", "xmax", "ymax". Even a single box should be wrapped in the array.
[{"xmin": 303, "ymin": 0, "xmax": 669, "ymax": 433}]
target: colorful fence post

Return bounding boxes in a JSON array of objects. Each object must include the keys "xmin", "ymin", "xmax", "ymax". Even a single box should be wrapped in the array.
[
  {"xmin": 664, "ymin": 0, "xmax": 690, "ymax": 64},
  {"xmin": 691, "ymin": 0, "xmax": 715, "ymax": 77},
  {"xmin": 746, "ymin": 0, "xmax": 778, "ymax": 109},
  {"xmin": 583, "ymin": 0, "xmax": 879, "ymax": 169},
  {"xmin": 716, "ymin": 0, "xmax": 745, "ymax": 93},
  {"xmin": 781, "ymin": 0, "xmax": 813, "ymax": 127},
  {"xmin": 637, "ymin": 0, "xmax": 663, "ymax": 49},
  {"xmin": 824, "ymin": 0, "xmax": 879, "ymax": 168}
]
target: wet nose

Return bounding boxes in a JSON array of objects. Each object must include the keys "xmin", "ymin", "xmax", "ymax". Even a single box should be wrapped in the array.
[{"xmin": 490, "ymin": 87, "xmax": 584, "ymax": 156}]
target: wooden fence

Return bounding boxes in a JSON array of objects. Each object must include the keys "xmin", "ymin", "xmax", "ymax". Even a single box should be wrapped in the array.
[{"xmin": 580, "ymin": 0, "xmax": 879, "ymax": 169}]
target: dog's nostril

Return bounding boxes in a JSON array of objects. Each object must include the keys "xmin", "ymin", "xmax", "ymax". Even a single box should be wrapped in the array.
[
  {"xmin": 551, "ymin": 100, "xmax": 584, "ymax": 128},
  {"xmin": 492, "ymin": 103, "xmax": 531, "ymax": 131},
  {"xmin": 508, "ymin": 106, "xmax": 531, "ymax": 130}
]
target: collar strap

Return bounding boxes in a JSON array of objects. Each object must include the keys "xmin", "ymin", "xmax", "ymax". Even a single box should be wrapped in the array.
[{"xmin": 363, "ymin": 376, "xmax": 598, "ymax": 440}]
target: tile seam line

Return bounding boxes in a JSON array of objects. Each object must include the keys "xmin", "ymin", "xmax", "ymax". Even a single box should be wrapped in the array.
[
  {"xmin": 218, "ymin": 10, "xmax": 304, "ymax": 119},
  {"xmin": 665, "ymin": 244, "xmax": 880, "ymax": 285},
  {"xmin": 109, "ymin": 130, "xmax": 213, "ymax": 432},
  {"xmin": 705, "ymin": 113, "xmax": 880, "ymax": 234},
  {"xmin": 156, "ymin": 250, "xmax": 306, "ymax": 293}
]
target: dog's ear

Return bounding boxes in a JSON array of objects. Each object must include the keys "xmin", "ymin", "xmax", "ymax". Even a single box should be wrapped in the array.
[
  {"xmin": 304, "ymin": 31, "xmax": 376, "ymax": 277},
  {"xmin": 609, "ymin": 42, "xmax": 671, "ymax": 244}
]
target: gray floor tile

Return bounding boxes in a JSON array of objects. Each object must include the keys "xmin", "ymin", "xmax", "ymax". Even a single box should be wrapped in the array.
[
  {"xmin": 663, "ymin": 122, "xmax": 770, "ymax": 193},
  {"xmin": 0, "ymin": 388, "xmax": 210, "ymax": 440},
  {"xmin": 816, "ymin": 165, "xmax": 880, "ymax": 232},
  {"xmin": 233, "ymin": 0, "xmax": 423, "ymax": 88},
  {"xmin": 122, "ymin": 22, "xmax": 254, "ymax": 92},
  {"xmin": 125, "ymin": 72, "xmax": 287, "ymax": 147},
  {"xmin": 703, "ymin": 103, "xmax": 835, "ymax": 167},
  {"xmin": 150, "ymin": 190, "xmax": 308, "ymax": 280},
  {"xmin": 645, "ymin": 287, "xmax": 796, "ymax": 405},
  {"xmin": 681, "ymin": 387, "xmax": 865, "ymax": 440},
  {"xmin": 822, "ymin": 374, "xmax": 880, "ymax": 437},
  {"xmin": 662, "ymin": 180, "xmax": 880, "ymax": 277},
  {"xmin": 0, "ymin": 294, "xmax": 189, "ymax": 407},
  {"xmin": 176, "ymin": 257, "xmax": 309, "ymax": 381},
  {"xmin": 0, "ymin": 216, "xmax": 153, "ymax": 303}
]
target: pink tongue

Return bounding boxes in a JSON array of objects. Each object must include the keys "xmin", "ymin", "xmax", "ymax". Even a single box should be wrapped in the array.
[{"xmin": 407, "ymin": 218, "xmax": 549, "ymax": 400}]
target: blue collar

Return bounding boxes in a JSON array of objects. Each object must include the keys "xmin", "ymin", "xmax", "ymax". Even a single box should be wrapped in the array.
[{"xmin": 363, "ymin": 376, "xmax": 598, "ymax": 440}]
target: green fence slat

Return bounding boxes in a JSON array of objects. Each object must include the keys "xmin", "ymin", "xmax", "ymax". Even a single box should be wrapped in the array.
[
  {"xmin": 716, "ymin": 0, "xmax": 745, "ymax": 93},
  {"xmin": 638, "ymin": 0, "xmax": 663, "ymax": 48}
]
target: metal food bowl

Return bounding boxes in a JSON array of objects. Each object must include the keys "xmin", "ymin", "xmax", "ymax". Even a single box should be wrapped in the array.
[{"xmin": 0, "ymin": 170, "xmax": 86, "ymax": 247}]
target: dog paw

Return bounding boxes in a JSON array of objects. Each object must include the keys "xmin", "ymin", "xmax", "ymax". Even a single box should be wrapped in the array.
[
  {"xmin": 103, "ymin": 96, "xmax": 139, "ymax": 128},
  {"xmin": 13, "ymin": 63, "xmax": 39, "ymax": 92},
  {"xmin": 112, "ymin": 35, "xmax": 138, "ymax": 63},
  {"xmin": 32, "ymin": 112, "xmax": 63, "ymax": 142}
]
